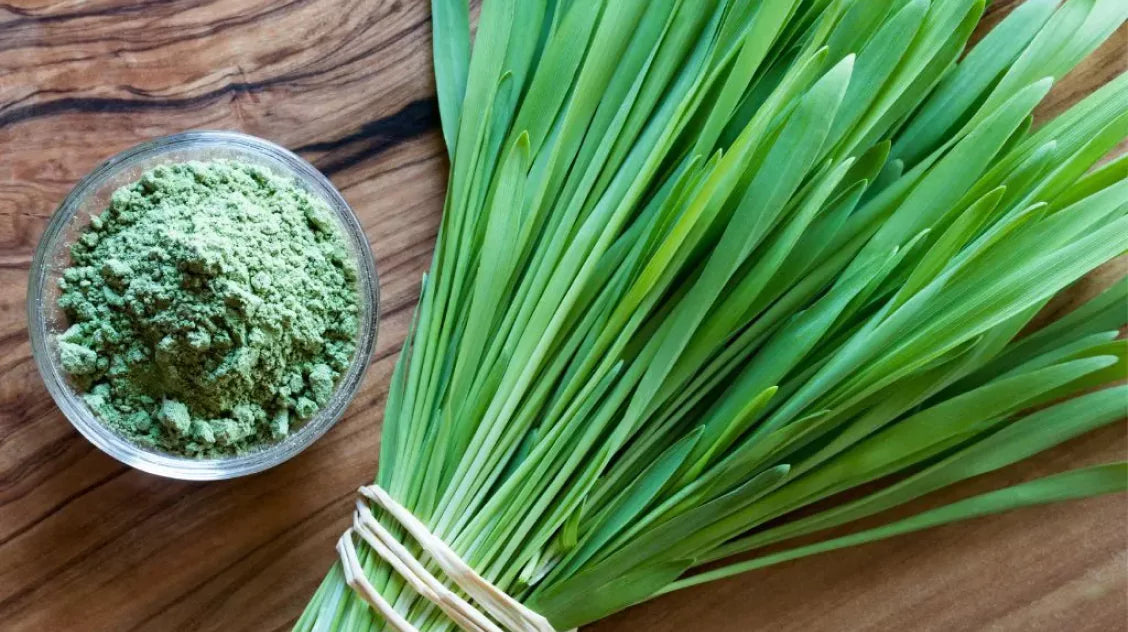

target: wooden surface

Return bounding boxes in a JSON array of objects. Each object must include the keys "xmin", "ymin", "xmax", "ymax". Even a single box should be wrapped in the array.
[{"xmin": 0, "ymin": 1, "xmax": 1124, "ymax": 631}]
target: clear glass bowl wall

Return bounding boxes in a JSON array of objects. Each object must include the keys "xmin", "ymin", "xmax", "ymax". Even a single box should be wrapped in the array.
[{"xmin": 27, "ymin": 131, "xmax": 379, "ymax": 480}]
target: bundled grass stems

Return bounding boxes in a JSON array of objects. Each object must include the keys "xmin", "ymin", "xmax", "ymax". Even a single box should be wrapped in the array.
[{"xmin": 299, "ymin": 0, "xmax": 1128, "ymax": 629}]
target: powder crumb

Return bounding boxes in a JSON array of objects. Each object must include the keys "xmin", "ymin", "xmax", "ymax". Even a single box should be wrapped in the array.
[
  {"xmin": 159, "ymin": 399, "xmax": 192, "ymax": 437},
  {"xmin": 294, "ymin": 397, "xmax": 318, "ymax": 420},
  {"xmin": 308, "ymin": 363, "xmax": 335, "ymax": 406},
  {"xmin": 59, "ymin": 340, "xmax": 98, "ymax": 375}
]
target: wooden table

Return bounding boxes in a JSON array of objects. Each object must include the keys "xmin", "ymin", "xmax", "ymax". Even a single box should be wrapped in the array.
[{"xmin": 1, "ymin": 2, "xmax": 1124, "ymax": 631}]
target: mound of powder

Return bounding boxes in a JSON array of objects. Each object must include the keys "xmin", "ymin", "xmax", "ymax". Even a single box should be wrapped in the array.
[{"xmin": 56, "ymin": 160, "xmax": 359, "ymax": 457}]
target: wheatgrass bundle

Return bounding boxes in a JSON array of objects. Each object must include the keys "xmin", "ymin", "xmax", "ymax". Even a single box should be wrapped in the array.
[{"xmin": 298, "ymin": 0, "xmax": 1128, "ymax": 630}]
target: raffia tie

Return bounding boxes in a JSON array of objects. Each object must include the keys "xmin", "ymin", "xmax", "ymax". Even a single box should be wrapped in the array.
[{"xmin": 337, "ymin": 485, "xmax": 572, "ymax": 632}]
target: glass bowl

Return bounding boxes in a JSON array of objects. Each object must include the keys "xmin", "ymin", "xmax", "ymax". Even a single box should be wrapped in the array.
[{"xmin": 27, "ymin": 130, "xmax": 379, "ymax": 481}]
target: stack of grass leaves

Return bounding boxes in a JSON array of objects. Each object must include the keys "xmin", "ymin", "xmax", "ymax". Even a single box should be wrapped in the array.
[{"xmin": 298, "ymin": 0, "xmax": 1128, "ymax": 630}]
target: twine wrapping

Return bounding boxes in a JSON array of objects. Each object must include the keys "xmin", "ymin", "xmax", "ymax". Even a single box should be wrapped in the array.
[{"xmin": 337, "ymin": 485, "xmax": 571, "ymax": 632}]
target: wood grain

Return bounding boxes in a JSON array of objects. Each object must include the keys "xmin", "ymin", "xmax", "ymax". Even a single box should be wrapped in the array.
[{"xmin": 0, "ymin": 2, "xmax": 1124, "ymax": 631}]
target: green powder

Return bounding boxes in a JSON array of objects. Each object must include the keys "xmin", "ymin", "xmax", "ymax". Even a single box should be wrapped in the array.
[{"xmin": 56, "ymin": 160, "xmax": 359, "ymax": 457}]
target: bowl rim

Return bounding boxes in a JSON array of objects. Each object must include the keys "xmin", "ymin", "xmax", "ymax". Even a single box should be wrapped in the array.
[{"xmin": 27, "ymin": 130, "xmax": 380, "ymax": 481}]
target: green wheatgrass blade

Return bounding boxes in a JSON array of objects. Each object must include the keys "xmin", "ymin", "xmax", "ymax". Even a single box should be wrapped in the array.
[
  {"xmin": 887, "ymin": 187, "xmax": 1004, "ymax": 311},
  {"xmin": 824, "ymin": 0, "xmax": 895, "ymax": 60},
  {"xmin": 550, "ymin": 427, "xmax": 705, "ymax": 583},
  {"xmin": 709, "ymin": 384, "xmax": 1128, "ymax": 560},
  {"xmin": 890, "ymin": 0, "xmax": 1058, "ymax": 165},
  {"xmin": 823, "ymin": 210, "xmax": 1126, "ymax": 416},
  {"xmin": 1048, "ymin": 152, "xmax": 1128, "ymax": 211},
  {"xmin": 974, "ymin": 0, "xmax": 1128, "ymax": 129},
  {"xmin": 377, "ymin": 274, "xmax": 423, "ymax": 489},
  {"xmin": 788, "ymin": 356, "xmax": 1118, "ymax": 489},
  {"xmin": 994, "ymin": 71, "xmax": 1128, "ymax": 180},
  {"xmin": 822, "ymin": 0, "xmax": 929, "ymax": 153},
  {"xmin": 654, "ymin": 154, "xmax": 858, "ymax": 421},
  {"xmin": 528, "ymin": 465, "xmax": 793, "ymax": 620},
  {"xmin": 961, "ymin": 274, "xmax": 1128, "ymax": 387},
  {"xmin": 625, "ymin": 55, "xmax": 855, "ymax": 437},
  {"xmin": 431, "ymin": 0, "xmax": 470, "ymax": 155},
  {"xmin": 832, "ymin": 0, "xmax": 985, "ymax": 157},
  {"xmin": 755, "ymin": 77, "xmax": 1056, "ymax": 432},
  {"xmin": 444, "ymin": 134, "xmax": 530, "ymax": 425},
  {"xmin": 690, "ymin": 0, "xmax": 801, "ymax": 156},
  {"xmin": 1017, "ymin": 111, "xmax": 1128, "ymax": 209},
  {"xmin": 670, "ymin": 461, "xmax": 1128, "ymax": 593},
  {"xmin": 649, "ymin": 356, "xmax": 1119, "ymax": 561}
]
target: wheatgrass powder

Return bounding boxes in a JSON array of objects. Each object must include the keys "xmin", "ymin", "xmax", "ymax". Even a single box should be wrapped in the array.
[{"xmin": 56, "ymin": 160, "xmax": 359, "ymax": 457}]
